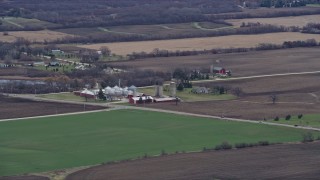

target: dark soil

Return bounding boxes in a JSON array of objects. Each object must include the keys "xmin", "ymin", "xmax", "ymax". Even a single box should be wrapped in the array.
[
  {"xmin": 0, "ymin": 95, "xmax": 105, "ymax": 119},
  {"xmin": 66, "ymin": 142, "xmax": 320, "ymax": 180}
]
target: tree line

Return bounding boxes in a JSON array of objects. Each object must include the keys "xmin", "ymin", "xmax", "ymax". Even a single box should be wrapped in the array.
[
  {"xmin": 302, "ymin": 23, "xmax": 320, "ymax": 34},
  {"xmin": 124, "ymin": 39, "xmax": 320, "ymax": 60},
  {"xmin": 0, "ymin": 0, "xmax": 240, "ymax": 30}
]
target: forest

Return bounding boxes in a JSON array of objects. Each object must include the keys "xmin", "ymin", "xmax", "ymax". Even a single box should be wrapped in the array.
[{"xmin": 0, "ymin": 0, "xmax": 240, "ymax": 28}]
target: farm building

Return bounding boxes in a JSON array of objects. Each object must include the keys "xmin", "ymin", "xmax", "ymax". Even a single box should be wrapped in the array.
[
  {"xmin": 104, "ymin": 86, "xmax": 133, "ymax": 97},
  {"xmin": 48, "ymin": 61, "xmax": 60, "ymax": 66},
  {"xmin": 79, "ymin": 89, "xmax": 96, "ymax": 99},
  {"xmin": 129, "ymin": 96, "xmax": 154, "ymax": 104},
  {"xmin": 154, "ymin": 97, "xmax": 178, "ymax": 103},
  {"xmin": 212, "ymin": 67, "xmax": 226, "ymax": 74}
]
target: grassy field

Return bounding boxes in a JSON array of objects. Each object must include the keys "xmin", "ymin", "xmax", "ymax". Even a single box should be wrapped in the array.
[
  {"xmin": 0, "ymin": 109, "xmax": 319, "ymax": 176},
  {"xmin": 226, "ymin": 14, "xmax": 320, "ymax": 27},
  {"xmin": 138, "ymin": 87, "xmax": 235, "ymax": 102},
  {"xmin": 1, "ymin": 17, "xmax": 60, "ymax": 30},
  {"xmin": 56, "ymin": 22, "xmax": 230, "ymax": 38},
  {"xmin": 271, "ymin": 114, "xmax": 320, "ymax": 128},
  {"xmin": 307, "ymin": 4, "xmax": 320, "ymax": 7},
  {"xmin": 78, "ymin": 32, "xmax": 320, "ymax": 55},
  {"xmin": 37, "ymin": 92, "xmax": 101, "ymax": 103},
  {"xmin": 0, "ymin": 30, "xmax": 73, "ymax": 43}
]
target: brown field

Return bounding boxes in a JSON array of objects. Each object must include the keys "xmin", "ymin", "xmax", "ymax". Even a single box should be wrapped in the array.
[
  {"xmin": 66, "ymin": 142, "xmax": 320, "ymax": 180},
  {"xmin": 79, "ymin": 32, "xmax": 320, "ymax": 55},
  {"xmin": 145, "ymin": 74, "xmax": 320, "ymax": 120},
  {"xmin": 108, "ymin": 47, "xmax": 320, "ymax": 77},
  {"xmin": 197, "ymin": 74, "xmax": 320, "ymax": 96},
  {"xmin": 227, "ymin": 14, "xmax": 320, "ymax": 27},
  {"xmin": 0, "ymin": 95, "xmax": 105, "ymax": 120},
  {"xmin": 0, "ymin": 30, "xmax": 73, "ymax": 43}
]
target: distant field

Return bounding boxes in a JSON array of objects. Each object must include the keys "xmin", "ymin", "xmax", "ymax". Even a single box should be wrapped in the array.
[
  {"xmin": 138, "ymin": 87, "xmax": 235, "ymax": 102},
  {"xmin": 67, "ymin": 142, "xmax": 320, "ymax": 180},
  {"xmin": 0, "ymin": 17, "xmax": 60, "ymax": 30},
  {"xmin": 108, "ymin": 47, "xmax": 320, "ymax": 77},
  {"xmin": 56, "ymin": 22, "xmax": 230, "ymax": 38},
  {"xmin": 227, "ymin": 14, "xmax": 320, "ymax": 27},
  {"xmin": 0, "ymin": 95, "xmax": 104, "ymax": 120},
  {"xmin": 0, "ymin": 30, "xmax": 73, "ymax": 43},
  {"xmin": 56, "ymin": 27, "xmax": 104, "ymax": 37},
  {"xmin": 79, "ymin": 32, "xmax": 320, "ymax": 55},
  {"xmin": 37, "ymin": 92, "xmax": 103, "ymax": 103},
  {"xmin": 0, "ymin": 109, "xmax": 317, "ymax": 176}
]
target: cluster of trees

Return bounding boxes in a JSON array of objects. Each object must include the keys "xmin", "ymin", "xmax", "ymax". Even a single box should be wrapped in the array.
[
  {"xmin": 302, "ymin": 23, "xmax": 320, "ymax": 34},
  {"xmin": 0, "ymin": 0, "xmax": 240, "ymax": 29},
  {"xmin": 0, "ymin": 38, "xmax": 55, "ymax": 62},
  {"xmin": 65, "ymin": 65, "xmax": 171, "ymax": 88},
  {"xmin": 0, "ymin": 75, "xmax": 76, "ymax": 94},
  {"xmin": 208, "ymin": 6, "xmax": 320, "ymax": 20},
  {"xmin": 0, "ymin": 67, "xmax": 170, "ymax": 93},
  {"xmin": 203, "ymin": 140, "xmax": 270, "ymax": 152}
]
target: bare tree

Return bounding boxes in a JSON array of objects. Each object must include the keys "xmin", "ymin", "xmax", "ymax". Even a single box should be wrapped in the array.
[
  {"xmin": 100, "ymin": 46, "xmax": 111, "ymax": 57},
  {"xmin": 232, "ymin": 87, "xmax": 243, "ymax": 97},
  {"xmin": 270, "ymin": 94, "xmax": 278, "ymax": 104}
]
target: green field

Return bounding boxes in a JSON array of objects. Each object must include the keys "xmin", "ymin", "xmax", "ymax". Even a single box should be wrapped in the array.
[
  {"xmin": 1, "ymin": 109, "xmax": 319, "ymax": 176},
  {"xmin": 37, "ymin": 92, "xmax": 104, "ymax": 103},
  {"xmin": 271, "ymin": 114, "xmax": 320, "ymax": 128},
  {"xmin": 138, "ymin": 87, "xmax": 235, "ymax": 102},
  {"xmin": 306, "ymin": 4, "xmax": 320, "ymax": 7}
]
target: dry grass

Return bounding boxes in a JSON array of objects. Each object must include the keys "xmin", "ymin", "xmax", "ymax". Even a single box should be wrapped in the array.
[
  {"xmin": 78, "ymin": 32, "xmax": 320, "ymax": 55},
  {"xmin": 0, "ymin": 30, "xmax": 73, "ymax": 43},
  {"xmin": 227, "ymin": 14, "xmax": 320, "ymax": 27}
]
